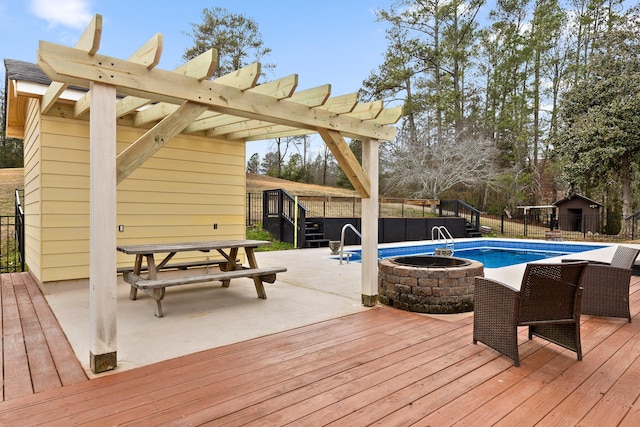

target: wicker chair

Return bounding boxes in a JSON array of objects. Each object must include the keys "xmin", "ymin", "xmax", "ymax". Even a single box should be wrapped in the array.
[
  {"xmin": 571, "ymin": 245, "xmax": 639, "ymax": 323},
  {"xmin": 473, "ymin": 262, "xmax": 588, "ymax": 367}
]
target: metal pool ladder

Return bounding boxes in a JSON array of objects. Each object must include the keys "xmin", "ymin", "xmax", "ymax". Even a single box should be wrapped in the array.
[
  {"xmin": 432, "ymin": 226, "xmax": 454, "ymax": 254},
  {"xmin": 339, "ymin": 224, "xmax": 362, "ymax": 264}
]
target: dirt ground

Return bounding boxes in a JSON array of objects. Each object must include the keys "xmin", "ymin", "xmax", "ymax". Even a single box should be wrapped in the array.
[{"xmin": 246, "ymin": 173, "xmax": 357, "ymax": 197}]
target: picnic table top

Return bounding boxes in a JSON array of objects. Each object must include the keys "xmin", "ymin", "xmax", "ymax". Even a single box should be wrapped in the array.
[{"xmin": 116, "ymin": 240, "xmax": 271, "ymax": 255}]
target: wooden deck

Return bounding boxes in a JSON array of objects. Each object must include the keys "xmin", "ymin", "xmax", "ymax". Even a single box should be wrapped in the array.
[
  {"xmin": 0, "ymin": 272, "xmax": 87, "ymax": 402},
  {"xmin": 1, "ymin": 272, "xmax": 639, "ymax": 425}
]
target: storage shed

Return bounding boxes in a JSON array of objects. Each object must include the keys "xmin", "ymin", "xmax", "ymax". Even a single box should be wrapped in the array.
[
  {"xmin": 554, "ymin": 194, "xmax": 602, "ymax": 233},
  {"xmin": 3, "ymin": 14, "xmax": 401, "ymax": 372}
]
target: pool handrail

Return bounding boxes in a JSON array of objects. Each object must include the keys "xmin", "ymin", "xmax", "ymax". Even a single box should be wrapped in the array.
[
  {"xmin": 432, "ymin": 226, "xmax": 454, "ymax": 253},
  {"xmin": 339, "ymin": 224, "xmax": 362, "ymax": 264}
]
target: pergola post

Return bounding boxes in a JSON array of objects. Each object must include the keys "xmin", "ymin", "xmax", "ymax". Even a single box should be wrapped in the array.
[
  {"xmin": 89, "ymin": 81, "xmax": 118, "ymax": 373},
  {"xmin": 361, "ymin": 138, "xmax": 379, "ymax": 306}
]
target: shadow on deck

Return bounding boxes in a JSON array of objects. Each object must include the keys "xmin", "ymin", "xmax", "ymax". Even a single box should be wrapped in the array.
[{"xmin": 0, "ymin": 271, "xmax": 639, "ymax": 425}]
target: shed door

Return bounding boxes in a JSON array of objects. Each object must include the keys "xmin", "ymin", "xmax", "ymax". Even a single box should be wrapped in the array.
[{"xmin": 568, "ymin": 208, "xmax": 582, "ymax": 231}]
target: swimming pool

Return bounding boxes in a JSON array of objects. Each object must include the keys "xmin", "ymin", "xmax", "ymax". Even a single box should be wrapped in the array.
[
  {"xmin": 445, "ymin": 248, "xmax": 565, "ymax": 268},
  {"xmin": 342, "ymin": 239, "xmax": 607, "ymax": 268}
]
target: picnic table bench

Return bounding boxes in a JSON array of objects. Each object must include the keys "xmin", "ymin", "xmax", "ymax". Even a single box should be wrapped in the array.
[
  {"xmin": 117, "ymin": 240, "xmax": 287, "ymax": 317},
  {"xmin": 116, "ymin": 258, "xmax": 232, "ymax": 274}
]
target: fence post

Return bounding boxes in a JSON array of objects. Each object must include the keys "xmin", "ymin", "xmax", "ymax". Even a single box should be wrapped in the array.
[
  {"xmin": 501, "ymin": 214, "xmax": 505, "ymax": 234},
  {"xmin": 278, "ymin": 191, "xmax": 284, "ymax": 240},
  {"xmin": 246, "ymin": 193, "xmax": 251, "ymax": 226},
  {"xmin": 294, "ymin": 196, "xmax": 298, "ymax": 248}
]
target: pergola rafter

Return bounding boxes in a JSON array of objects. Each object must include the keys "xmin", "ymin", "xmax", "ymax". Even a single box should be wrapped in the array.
[
  {"xmin": 74, "ymin": 33, "xmax": 164, "ymax": 118},
  {"xmin": 40, "ymin": 14, "xmax": 102, "ymax": 114},
  {"xmin": 116, "ymin": 48, "xmax": 221, "ymax": 118}
]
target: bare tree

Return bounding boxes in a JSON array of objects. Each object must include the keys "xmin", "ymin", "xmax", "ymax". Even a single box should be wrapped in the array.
[{"xmin": 384, "ymin": 129, "xmax": 500, "ymax": 202}]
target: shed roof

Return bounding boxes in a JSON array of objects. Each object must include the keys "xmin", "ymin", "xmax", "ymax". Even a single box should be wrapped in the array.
[
  {"xmin": 554, "ymin": 193, "xmax": 602, "ymax": 207},
  {"xmin": 5, "ymin": 58, "xmax": 53, "ymax": 86}
]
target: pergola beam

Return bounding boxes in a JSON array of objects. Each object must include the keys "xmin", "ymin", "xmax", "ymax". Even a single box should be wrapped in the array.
[
  {"xmin": 136, "ymin": 73, "xmax": 298, "ymax": 128},
  {"xmin": 74, "ymin": 33, "xmax": 164, "ymax": 117},
  {"xmin": 133, "ymin": 62, "xmax": 263, "ymax": 126},
  {"xmin": 37, "ymin": 41, "xmax": 397, "ymax": 141},
  {"xmin": 236, "ymin": 92, "xmax": 362, "ymax": 140},
  {"xmin": 182, "ymin": 74, "xmax": 300, "ymax": 133},
  {"xmin": 205, "ymin": 84, "xmax": 331, "ymax": 137},
  {"xmin": 115, "ymin": 48, "xmax": 221, "ymax": 118},
  {"xmin": 222, "ymin": 97, "xmax": 380, "ymax": 140},
  {"xmin": 236, "ymin": 104, "xmax": 399, "ymax": 141}
]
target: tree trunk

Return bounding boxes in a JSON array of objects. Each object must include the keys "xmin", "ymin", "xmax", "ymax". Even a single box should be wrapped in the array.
[{"xmin": 619, "ymin": 153, "xmax": 632, "ymax": 235}]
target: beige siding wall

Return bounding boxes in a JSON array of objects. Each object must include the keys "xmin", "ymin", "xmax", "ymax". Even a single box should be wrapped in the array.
[
  {"xmin": 23, "ymin": 99, "xmax": 42, "ymax": 280},
  {"xmin": 32, "ymin": 114, "xmax": 246, "ymax": 283}
]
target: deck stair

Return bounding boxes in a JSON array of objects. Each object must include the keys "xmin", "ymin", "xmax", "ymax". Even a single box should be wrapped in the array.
[
  {"xmin": 304, "ymin": 220, "xmax": 329, "ymax": 248},
  {"xmin": 466, "ymin": 221, "xmax": 482, "ymax": 237}
]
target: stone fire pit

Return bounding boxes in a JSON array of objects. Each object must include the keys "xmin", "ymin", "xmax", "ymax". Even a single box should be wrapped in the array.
[{"xmin": 378, "ymin": 255, "xmax": 484, "ymax": 314}]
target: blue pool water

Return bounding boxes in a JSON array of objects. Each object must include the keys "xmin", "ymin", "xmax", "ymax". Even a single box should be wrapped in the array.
[
  {"xmin": 342, "ymin": 239, "xmax": 607, "ymax": 268},
  {"xmin": 446, "ymin": 248, "xmax": 565, "ymax": 268}
]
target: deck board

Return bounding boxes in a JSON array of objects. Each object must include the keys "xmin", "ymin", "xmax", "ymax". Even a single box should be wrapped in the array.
[
  {"xmin": 22, "ymin": 275, "xmax": 88, "ymax": 386},
  {"xmin": 1, "ymin": 274, "xmax": 33, "ymax": 401},
  {"xmin": 14, "ymin": 280, "xmax": 61, "ymax": 394},
  {"xmin": 0, "ymin": 272, "xmax": 639, "ymax": 425},
  {"xmin": 1, "ymin": 272, "xmax": 88, "ymax": 403}
]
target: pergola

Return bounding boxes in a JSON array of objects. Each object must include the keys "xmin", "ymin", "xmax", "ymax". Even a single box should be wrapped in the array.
[{"xmin": 33, "ymin": 15, "xmax": 400, "ymax": 372}]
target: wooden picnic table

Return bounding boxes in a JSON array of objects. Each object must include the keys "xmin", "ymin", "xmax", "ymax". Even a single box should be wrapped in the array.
[{"xmin": 117, "ymin": 240, "xmax": 286, "ymax": 317}]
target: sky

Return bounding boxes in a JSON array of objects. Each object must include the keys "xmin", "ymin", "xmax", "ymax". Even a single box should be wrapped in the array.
[{"xmin": 0, "ymin": 0, "xmax": 397, "ymax": 160}]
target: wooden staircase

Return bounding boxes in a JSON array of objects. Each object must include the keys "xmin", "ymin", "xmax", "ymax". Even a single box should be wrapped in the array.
[
  {"xmin": 465, "ymin": 221, "xmax": 482, "ymax": 238},
  {"xmin": 304, "ymin": 219, "xmax": 330, "ymax": 248}
]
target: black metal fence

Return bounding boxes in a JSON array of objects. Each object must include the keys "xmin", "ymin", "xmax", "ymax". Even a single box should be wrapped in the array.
[
  {"xmin": 0, "ymin": 192, "xmax": 634, "ymax": 273},
  {"xmin": 248, "ymin": 192, "xmax": 638, "ymax": 242},
  {"xmin": 0, "ymin": 189, "xmax": 26, "ymax": 273},
  {"xmin": 247, "ymin": 193, "xmax": 444, "ymax": 226},
  {"xmin": 482, "ymin": 213, "xmax": 633, "ymax": 241},
  {"xmin": 0, "ymin": 215, "xmax": 24, "ymax": 273}
]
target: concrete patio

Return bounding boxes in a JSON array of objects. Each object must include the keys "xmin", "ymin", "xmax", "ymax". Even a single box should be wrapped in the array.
[{"xmin": 44, "ymin": 245, "xmax": 367, "ymax": 375}]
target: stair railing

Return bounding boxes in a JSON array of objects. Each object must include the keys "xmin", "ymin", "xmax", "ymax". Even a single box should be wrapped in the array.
[
  {"xmin": 339, "ymin": 224, "xmax": 362, "ymax": 264},
  {"xmin": 439, "ymin": 199, "xmax": 481, "ymax": 235},
  {"xmin": 262, "ymin": 189, "xmax": 308, "ymax": 247}
]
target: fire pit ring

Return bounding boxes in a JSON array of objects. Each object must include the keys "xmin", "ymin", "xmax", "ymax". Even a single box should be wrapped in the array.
[{"xmin": 378, "ymin": 255, "xmax": 484, "ymax": 314}]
